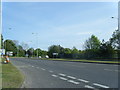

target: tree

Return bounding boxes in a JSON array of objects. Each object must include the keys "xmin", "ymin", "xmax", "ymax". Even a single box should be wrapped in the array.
[
  {"xmin": 0, "ymin": 34, "xmax": 4, "ymax": 49},
  {"xmin": 110, "ymin": 29, "xmax": 120, "ymax": 59},
  {"xmin": 48, "ymin": 45, "xmax": 63, "ymax": 58},
  {"xmin": 71, "ymin": 47, "xmax": 79, "ymax": 59},
  {"xmin": 99, "ymin": 40, "xmax": 115, "ymax": 59},
  {"xmin": 4, "ymin": 39, "xmax": 18, "ymax": 56},
  {"xmin": 64, "ymin": 48, "xmax": 72, "ymax": 58},
  {"xmin": 84, "ymin": 35, "xmax": 101, "ymax": 50},
  {"xmin": 34, "ymin": 48, "xmax": 47, "ymax": 57},
  {"xmin": 27, "ymin": 48, "xmax": 34, "ymax": 57},
  {"xmin": 84, "ymin": 35, "xmax": 101, "ymax": 59},
  {"xmin": 18, "ymin": 45, "xmax": 25, "ymax": 57},
  {"xmin": 21, "ymin": 42, "xmax": 29, "ymax": 51}
]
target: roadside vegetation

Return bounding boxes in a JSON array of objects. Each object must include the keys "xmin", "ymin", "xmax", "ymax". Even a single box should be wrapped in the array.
[
  {"xmin": 1, "ymin": 29, "xmax": 120, "ymax": 60},
  {"xmin": 2, "ymin": 58, "xmax": 24, "ymax": 88}
]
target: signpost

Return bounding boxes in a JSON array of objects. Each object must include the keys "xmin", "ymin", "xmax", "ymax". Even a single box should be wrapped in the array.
[
  {"xmin": 53, "ymin": 53, "xmax": 58, "ymax": 58},
  {"xmin": 0, "ymin": 49, "xmax": 5, "ymax": 56}
]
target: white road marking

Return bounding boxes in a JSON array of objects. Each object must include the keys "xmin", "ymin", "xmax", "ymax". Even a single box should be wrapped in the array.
[
  {"xmin": 59, "ymin": 73, "xmax": 66, "ymax": 76},
  {"xmin": 85, "ymin": 85, "xmax": 94, "ymax": 88},
  {"xmin": 31, "ymin": 66, "xmax": 34, "ymax": 67},
  {"xmin": 113, "ymin": 65, "xmax": 118, "ymax": 66},
  {"xmin": 104, "ymin": 69, "xmax": 112, "ymax": 71},
  {"xmin": 93, "ymin": 83, "xmax": 109, "ymax": 88},
  {"xmin": 49, "ymin": 70, "xmax": 53, "ymax": 73},
  {"xmin": 59, "ymin": 77, "xmax": 68, "ymax": 80},
  {"xmin": 41, "ymin": 68, "xmax": 45, "ymax": 70},
  {"xmin": 78, "ymin": 79, "xmax": 89, "ymax": 83},
  {"xmin": 104, "ymin": 69, "xmax": 119, "ymax": 72},
  {"xmin": 52, "ymin": 74, "xmax": 58, "ymax": 77},
  {"xmin": 115, "ymin": 70, "xmax": 119, "ymax": 72},
  {"xmin": 36, "ymin": 67, "xmax": 39, "ymax": 69},
  {"xmin": 67, "ymin": 80, "xmax": 79, "ymax": 84},
  {"xmin": 67, "ymin": 76, "xmax": 76, "ymax": 79}
]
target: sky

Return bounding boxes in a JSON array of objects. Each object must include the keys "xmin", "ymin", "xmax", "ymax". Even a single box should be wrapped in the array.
[{"xmin": 2, "ymin": 2, "xmax": 118, "ymax": 51}]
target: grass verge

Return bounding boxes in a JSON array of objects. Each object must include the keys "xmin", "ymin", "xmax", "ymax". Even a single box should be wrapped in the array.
[
  {"xmin": 2, "ymin": 58, "xmax": 24, "ymax": 88},
  {"xmin": 40, "ymin": 58, "xmax": 120, "ymax": 64}
]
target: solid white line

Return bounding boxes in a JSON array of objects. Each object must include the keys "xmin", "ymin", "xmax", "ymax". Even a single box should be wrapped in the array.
[
  {"xmin": 93, "ymin": 83, "xmax": 109, "ymax": 88},
  {"xmin": 52, "ymin": 74, "xmax": 58, "ymax": 77},
  {"xmin": 85, "ymin": 85, "xmax": 94, "ymax": 88},
  {"xmin": 67, "ymin": 80, "xmax": 79, "ymax": 84},
  {"xmin": 59, "ymin": 77, "xmax": 68, "ymax": 80},
  {"xmin": 59, "ymin": 73, "xmax": 66, "ymax": 76},
  {"xmin": 49, "ymin": 70, "xmax": 53, "ymax": 73},
  {"xmin": 67, "ymin": 76, "xmax": 76, "ymax": 79},
  {"xmin": 78, "ymin": 79, "xmax": 89, "ymax": 83}
]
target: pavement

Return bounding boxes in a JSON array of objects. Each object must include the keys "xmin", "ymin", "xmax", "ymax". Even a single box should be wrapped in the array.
[{"xmin": 10, "ymin": 58, "xmax": 119, "ymax": 89}]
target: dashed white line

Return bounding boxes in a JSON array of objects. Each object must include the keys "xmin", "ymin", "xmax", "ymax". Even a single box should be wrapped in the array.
[
  {"xmin": 59, "ymin": 73, "xmax": 66, "ymax": 76},
  {"xmin": 52, "ymin": 74, "xmax": 58, "ymax": 77},
  {"xmin": 67, "ymin": 76, "xmax": 76, "ymax": 79},
  {"xmin": 93, "ymin": 83, "xmax": 109, "ymax": 88},
  {"xmin": 104, "ymin": 69, "xmax": 119, "ymax": 72},
  {"xmin": 115, "ymin": 70, "xmax": 119, "ymax": 72},
  {"xmin": 59, "ymin": 77, "xmax": 68, "ymax": 80},
  {"xmin": 78, "ymin": 79, "xmax": 89, "ymax": 83},
  {"xmin": 104, "ymin": 69, "xmax": 112, "ymax": 71},
  {"xmin": 41, "ymin": 68, "xmax": 45, "ymax": 70},
  {"xmin": 31, "ymin": 66, "xmax": 34, "ymax": 67},
  {"xmin": 67, "ymin": 80, "xmax": 79, "ymax": 84},
  {"xmin": 85, "ymin": 85, "xmax": 94, "ymax": 89},
  {"xmin": 49, "ymin": 70, "xmax": 53, "ymax": 73}
]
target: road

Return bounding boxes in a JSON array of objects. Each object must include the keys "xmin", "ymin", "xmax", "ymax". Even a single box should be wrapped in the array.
[{"xmin": 10, "ymin": 58, "xmax": 119, "ymax": 88}]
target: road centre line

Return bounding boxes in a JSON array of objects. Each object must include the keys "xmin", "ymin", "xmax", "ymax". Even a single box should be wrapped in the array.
[
  {"xmin": 36, "ymin": 67, "xmax": 39, "ymax": 69},
  {"xmin": 49, "ymin": 70, "xmax": 53, "ymax": 73},
  {"xmin": 67, "ymin": 80, "xmax": 79, "ymax": 84},
  {"xmin": 67, "ymin": 76, "xmax": 76, "ymax": 79},
  {"xmin": 59, "ymin": 77, "xmax": 68, "ymax": 80},
  {"xmin": 52, "ymin": 74, "xmax": 58, "ymax": 77},
  {"xmin": 78, "ymin": 79, "xmax": 89, "ymax": 83},
  {"xmin": 85, "ymin": 85, "xmax": 94, "ymax": 89},
  {"xmin": 59, "ymin": 73, "xmax": 66, "ymax": 76},
  {"xmin": 41, "ymin": 68, "xmax": 45, "ymax": 70},
  {"xmin": 93, "ymin": 83, "xmax": 109, "ymax": 88}
]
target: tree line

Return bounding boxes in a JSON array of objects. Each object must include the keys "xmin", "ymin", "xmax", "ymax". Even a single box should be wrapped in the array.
[{"xmin": 1, "ymin": 29, "xmax": 120, "ymax": 60}]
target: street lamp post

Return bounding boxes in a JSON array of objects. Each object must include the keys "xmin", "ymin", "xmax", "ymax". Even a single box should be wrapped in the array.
[
  {"xmin": 111, "ymin": 1, "xmax": 120, "ymax": 59},
  {"xmin": 4, "ymin": 28, "xmax": 12, "ymax": 56}
]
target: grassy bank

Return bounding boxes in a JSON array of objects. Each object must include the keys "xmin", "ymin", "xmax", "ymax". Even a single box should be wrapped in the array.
[
  {"xmin": 2, "ymin": 58, "xmax": 24, "ymax": 88},
  {"xmin": 40, "ymin": 58, "xmax": 120, "ymax": 64}
]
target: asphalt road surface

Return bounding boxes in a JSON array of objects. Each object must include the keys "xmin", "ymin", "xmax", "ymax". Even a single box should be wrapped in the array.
[{"xmin": 10, "ymin": 58, "xmax": 119, "ymax": 88}]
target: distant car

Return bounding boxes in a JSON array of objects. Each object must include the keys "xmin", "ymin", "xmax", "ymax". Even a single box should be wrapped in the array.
[{"xmin": 39, "ymin": 56, "xmax": 41, "ymax": 58}]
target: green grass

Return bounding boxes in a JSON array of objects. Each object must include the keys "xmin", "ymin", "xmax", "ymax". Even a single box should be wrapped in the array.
[
  {"xmin": 2, "ymin": 58, "xmax": 24, "ymax": 88},
  {"xmin": 41, "ymin": 58, "xmax": 120, "ymax": 64}
]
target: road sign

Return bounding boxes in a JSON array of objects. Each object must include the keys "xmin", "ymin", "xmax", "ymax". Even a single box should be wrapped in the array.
[{"xmin": 0, "ymin": 49, "xmax": 5, "ymax": 55}]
